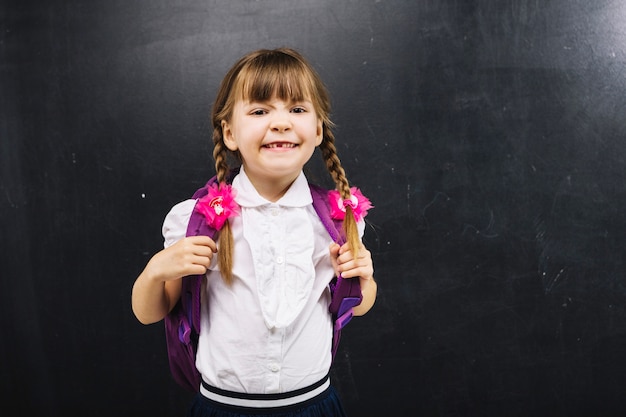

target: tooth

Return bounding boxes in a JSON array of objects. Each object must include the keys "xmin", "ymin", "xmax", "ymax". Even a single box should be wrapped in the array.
[{"xmin": 265, "ymin": 143, "xmax": 295, "ymax": 148}]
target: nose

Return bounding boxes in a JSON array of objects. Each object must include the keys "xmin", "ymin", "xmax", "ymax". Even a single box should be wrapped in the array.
[{"xmin": 270, "ymin": 111, "xmax": 291, "ymax": 133}]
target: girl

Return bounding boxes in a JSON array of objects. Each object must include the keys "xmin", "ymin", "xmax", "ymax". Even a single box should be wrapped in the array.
[{"xmin": 132, "ymin": 48, "xmax": 377, "ymax": 417}]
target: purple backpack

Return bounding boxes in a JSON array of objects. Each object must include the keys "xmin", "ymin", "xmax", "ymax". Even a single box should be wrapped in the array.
[{"xmin": 164, "ymin": 175, "xmax": 363, "ymax": 392}]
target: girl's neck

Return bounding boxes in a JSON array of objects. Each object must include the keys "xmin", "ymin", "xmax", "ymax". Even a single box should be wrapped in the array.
[{"xmin": 244, "ymin": 167, "xmax": 300, "ymax": 202}]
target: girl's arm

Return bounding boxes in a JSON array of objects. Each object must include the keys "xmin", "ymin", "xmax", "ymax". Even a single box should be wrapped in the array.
[
  {"xmin": 131, "ymin": 236, "xmax": 217, "ymax": 324},
  {"xmin": 353, "ymin": 274, "xmax": 377, "ymax": 317},
  {"xmin": 329, "ymin": 242, "xmax": 377, "ymax": 317}
]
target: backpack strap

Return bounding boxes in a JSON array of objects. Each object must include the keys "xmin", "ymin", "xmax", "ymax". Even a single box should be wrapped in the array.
[
  {"xmin": 309, "ymin": 184, "xmax": 363, "ymax": 360},
  {"xmin": 183, "ymin": 168, "xmax": 240, "ymax": 335},
  {"xmin": 164, "ymin": 175, "xmax": 221, "ymax": 392},
  {"xmin": 182, "ymin": 177, "xmax": 221, "ymax": 335}
]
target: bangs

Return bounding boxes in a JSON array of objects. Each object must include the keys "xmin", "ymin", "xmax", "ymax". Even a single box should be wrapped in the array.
[
  {"xmin": 212, "ymin": 48, "xmax": 332, "ymax": 128},
  {"xmin": 235, "ymin": 52, "xmax": 317, "ymax": 103}
]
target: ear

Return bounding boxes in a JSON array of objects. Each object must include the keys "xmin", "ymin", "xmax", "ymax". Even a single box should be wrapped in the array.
[
  {"xmin": 222, "ymin": 120, "xmax": 238, "ymax": 151},
  {"xmin": 315, "ymin": 119, "xmax": 324, "ymax": 146}
]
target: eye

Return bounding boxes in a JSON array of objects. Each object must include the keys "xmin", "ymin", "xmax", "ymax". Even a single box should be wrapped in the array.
[
  {"xmin": 250, "ymin": 109, "xmax": 267, "ymax": 116},
  {"xmin": 291, "ymin": 106, "xmax": 307, "ymax": 114}
]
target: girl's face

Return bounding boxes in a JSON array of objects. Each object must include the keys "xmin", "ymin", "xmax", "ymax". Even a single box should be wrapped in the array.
[{"xmin": 221, "ymin": 96, "xmax": 323, "ymax": 198}]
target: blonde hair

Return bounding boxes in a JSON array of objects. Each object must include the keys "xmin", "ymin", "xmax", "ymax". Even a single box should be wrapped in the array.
[{"xmin": 211, "ymin": 48, "xmax": 360, "ymax": 284}]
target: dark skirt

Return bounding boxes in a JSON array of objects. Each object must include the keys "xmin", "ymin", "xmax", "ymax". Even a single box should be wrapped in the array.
[{"xmin": 186, "ymin": 385, "xmax": 348, "ymax": 417}]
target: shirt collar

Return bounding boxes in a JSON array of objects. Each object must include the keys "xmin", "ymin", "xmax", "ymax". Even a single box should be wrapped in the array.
[{"xmin": 232, "ymin": 166, "xmax": 312, "ymax": 208}]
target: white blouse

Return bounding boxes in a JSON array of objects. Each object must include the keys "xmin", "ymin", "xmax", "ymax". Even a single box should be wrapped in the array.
[{"xmin": 162, "ymin": 167, "xmax": 363, "ymax": 394}]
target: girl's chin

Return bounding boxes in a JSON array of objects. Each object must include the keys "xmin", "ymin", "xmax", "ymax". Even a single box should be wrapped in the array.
[{"xmin": 246, "ymin": 165, "xmax": 303, "ymax": 179}]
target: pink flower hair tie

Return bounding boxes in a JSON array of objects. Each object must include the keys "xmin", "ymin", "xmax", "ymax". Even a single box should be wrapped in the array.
[
  {"xmin": 328, "ymin": 187, "xmax": 373, "ymax": 222},
  {"xmin": 195, "ymin": 183, "xmax": 240, "ymax": 230}
]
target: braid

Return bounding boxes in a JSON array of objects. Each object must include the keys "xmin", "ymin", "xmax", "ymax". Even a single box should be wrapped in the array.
[
  {"xmin": 217, "ymin": 222, "xmax": 234, "ymax": 285},
  {"xmin": 212, "ymin": 129, "xmax": 234, "ymax": 285},
  {"xmin": 319, "ymin": 129, "xmax": 350, "ymax": 196},
  {"xmin": 212, "ymin": 130, "xmax": 230, "ymax": 183},
  {"xmin": 319, "ymin": 128, "xmax": 361, "ymax": 260}
]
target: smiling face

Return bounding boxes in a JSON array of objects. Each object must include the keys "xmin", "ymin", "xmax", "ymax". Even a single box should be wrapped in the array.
[
  {"xmin": 211, "ymin": 49, "xmax": 334, "ymax": 200},
  {"xmin": 221, "ymin": 96, "xmax": 323, "ymax": 199}
]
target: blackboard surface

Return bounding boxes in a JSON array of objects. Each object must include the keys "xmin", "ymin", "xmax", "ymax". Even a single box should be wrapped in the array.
[{"xmin": 2, "ymin": 1, "xmax": 626, "ymax": 416}]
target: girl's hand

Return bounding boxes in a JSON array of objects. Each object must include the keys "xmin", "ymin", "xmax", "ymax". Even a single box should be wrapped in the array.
[
  {"xmin": 144, "ymin": 236, "xmax": 217, "ymax": 283},
  {"xmin": 329, "ymin": 241, "xmax": 377, "ymax": 316},
  {"xmin": 132, "ymin": 235, "xmax": 217, "ymax": 324},
  {"xmin": 329, "ymin": 241, "xmax": 374, "ymax": 281}
]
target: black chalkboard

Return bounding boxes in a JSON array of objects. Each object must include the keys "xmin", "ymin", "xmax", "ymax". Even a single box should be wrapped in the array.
[{"xmin": 2, "ymin": 1, "xmax": 626, "ymax": 415}]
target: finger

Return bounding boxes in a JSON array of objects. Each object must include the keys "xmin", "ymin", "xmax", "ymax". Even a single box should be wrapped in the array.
[
  {"xmin": 340, "ymin": 263, "xmax": 374, "ymax": 279},
  {"xmin": 186, "ymin": 263, "xmax": 209, "ymax": 276},
  {"xmin": 182, "ymin": 252, "xmax": 212, "ymax": 276},
  {"xmin": 338, "ymin": 259, "xmax": 367, "ymax": 272},
  {"xmin": 192, "ymin": 244, "xmax": 216, "ymax": 258},
  {"xmin": 192, "ymin": 254, "xmax": 212, "ymax": 268},
  {"xmin": 337, "ymin": 249, "xmax": 370, "ymax": 266},
  {"xmin": 337, "ymin": 252, "xmax": 373, "ymax": 271},
  {"xmin": 338, "ymin": 242, "xmax": 367, "ymax": 256},
  {"xmin": 328, "ymin": 243, "xmax": 341, "ymax": 274},
  {"xmin": 187, "ymin": 235, "xmax": 218, "ymax": 252}
]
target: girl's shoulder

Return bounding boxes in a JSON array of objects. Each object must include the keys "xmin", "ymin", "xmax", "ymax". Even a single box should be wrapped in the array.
[{"xmin": 162, "ymin": 199, "xmax": 197, "ymax": 247}]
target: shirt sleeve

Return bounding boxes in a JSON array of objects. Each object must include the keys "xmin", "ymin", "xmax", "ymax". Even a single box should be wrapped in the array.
[
  {"xmin": 358, "ymin": 218, "xmax": 366, "ymax": 239},
  {"xmin": 161, "ymin": 199, "xmax": 196, "ymax": 248}
]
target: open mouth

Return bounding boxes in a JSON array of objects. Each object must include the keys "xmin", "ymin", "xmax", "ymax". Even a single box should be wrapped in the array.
[{"xmin": 263, "ymin": 142, "xmax": 297, "ymax": 149}]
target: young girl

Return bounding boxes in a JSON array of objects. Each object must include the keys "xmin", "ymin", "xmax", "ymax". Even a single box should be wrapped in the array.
[{"xmin": 132, "ymin": 48, "xmax": 377, "ymax": 417}]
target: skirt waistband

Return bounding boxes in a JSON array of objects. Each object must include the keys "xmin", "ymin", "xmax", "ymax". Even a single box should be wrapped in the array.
[{"xmin": 199, "ymin": 374, "xmax": 331, "ymax": 408}]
